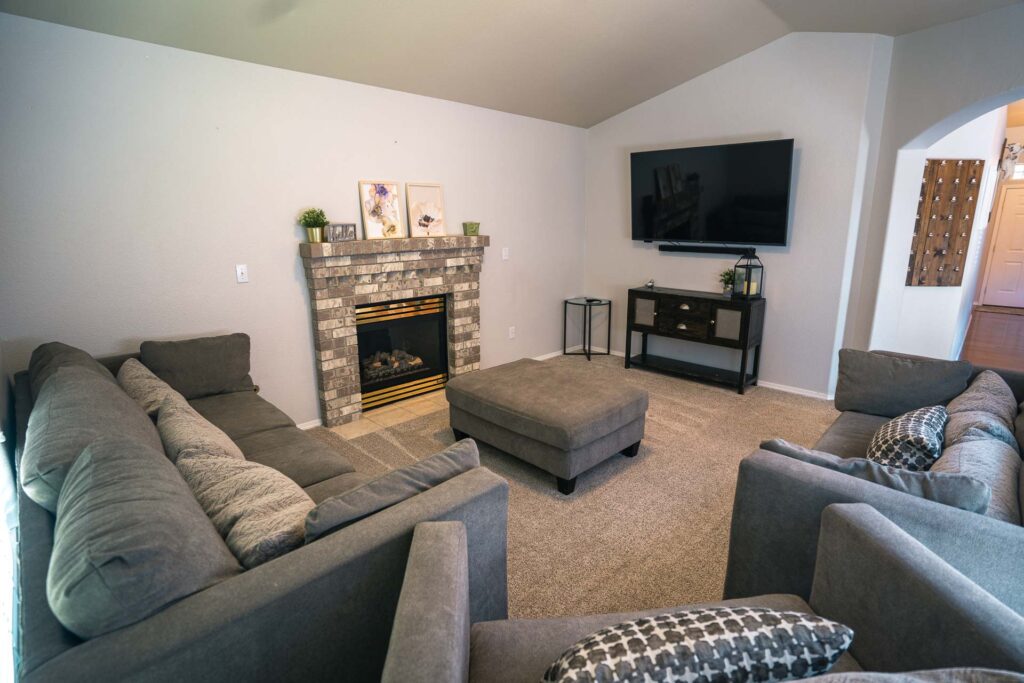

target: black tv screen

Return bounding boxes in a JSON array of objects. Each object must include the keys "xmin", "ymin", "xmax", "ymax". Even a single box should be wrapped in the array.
[{"xmin": 630, "ymin": 139, "xmax": 793, "ymax": 245}]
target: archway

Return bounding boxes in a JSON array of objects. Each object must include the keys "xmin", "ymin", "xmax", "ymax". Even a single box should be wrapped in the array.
[{"xmin": 868, "ymin": 91, "xmax": 1024, "ymax": 361}]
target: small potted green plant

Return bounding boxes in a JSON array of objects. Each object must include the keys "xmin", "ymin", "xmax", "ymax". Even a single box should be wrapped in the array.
[
  {"xmin": 298, "ymin": 208, "xmax": 328, "ymax": 243},
  {"xmin": 718, "ymin": 268, "xmax": 735, "ymax": 295}
]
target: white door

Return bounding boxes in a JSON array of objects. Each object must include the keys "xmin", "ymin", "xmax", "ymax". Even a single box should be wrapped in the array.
[{"xmin": 983, "ymin": 186, "xmax": 1024, "ymax": 307}]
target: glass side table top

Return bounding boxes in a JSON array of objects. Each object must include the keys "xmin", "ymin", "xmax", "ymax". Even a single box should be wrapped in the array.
[{"xmin": 565, "ymin": 297, "xmax": 611, "ymax": 306}]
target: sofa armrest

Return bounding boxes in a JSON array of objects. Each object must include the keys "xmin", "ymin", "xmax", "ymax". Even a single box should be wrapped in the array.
[
  {"xmin": 23, "ymin": 466, "xmax": 508, "ymax": 683},
  {"xmin": 724, "ymin": 450, "xmax": 1024, "ymax": 616},
  {"xmin": 382, "ymin": 522, "xmax": 470, "ymax": 683},
  {"xmin": 811, "ymin": 504, "xmax": 1024, "ymax": 671}
]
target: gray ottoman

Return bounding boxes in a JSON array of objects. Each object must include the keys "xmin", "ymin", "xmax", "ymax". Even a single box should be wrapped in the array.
[{"xmin": 445, "ymin": 358, "xmax": 648, "ymax": 494}]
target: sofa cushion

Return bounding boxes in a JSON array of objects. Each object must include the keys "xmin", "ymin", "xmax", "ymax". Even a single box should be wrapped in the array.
[
  {"xmin": 542, "ymin": 606, "xmax": 853, "ymax": 683},
  {"xmin": 117, "ymin": 357, "xmax": 185, "ymax": 417},
  {"xmin": 140, "ymin": 333, "xmax": 255, "ymax": 400},
  {"xmin": 947, "ymin": 370, "xmax": 1018, "ymax": 430},
  {"xmin": 813, "ymin": 412, "xmax": 889, "ymax": 459},
  {"xmin": 930, "ymin": 440, "xmax": 1022, "ymax": 525},
  {"xmin": 157, "ymin": 396, "xmax": 244, "ymax": 463},
  {"xmin": 303, "ymin": 472, "xmax": 373, "ymax": 503},
  {"xmin": 945, "ymin": 410, "xmax": 1020, "ymax": 453},
  {"xmin": 834, "ymin": 349, "xmax": 971, "ymax": 418},
  {"xmin": 445, "ymin": 358, "xmax": 648, "ymax": 450},
  {"xmin": 761, "ymin": 439, "xmax": 990, "ymax": 514},
  {"xmin": 469, "ymin": 595, "xmax": 862, "ymax": 683},
  {"xmin": 866, "ymin": 406, "xmax": 948, "ymax": 471},
  {"xmin": 189, "ymin": 390, "xmax": 294, "ymax": 441},
  {"xmin": 235, "ymin": 426, "xmax": 355, "ymax": 487},
  {"xmin": 21, "ymin": 366, "xmax": 163, "ymax": 512},
  {"xmin": 812, "ymin": 669, "xmax": 1024, "ymax": 682},
  {"xmin": 47, "ymin": 436, "xmax": 240, "ymax": 639},
  {"xmin": 1016, "ymin": 407, "xmax": 1024, "ymax": 452},
  {"xmin": 305, "ymin": 439, "xmax": 479, "ymax": 542},
  {"xmin": 177, "ymin": 452, "xmax": 315, "ymax": 568},
  {"xmin": 28, "ymin": 341, "xmax": 116, "ymax": 401}
]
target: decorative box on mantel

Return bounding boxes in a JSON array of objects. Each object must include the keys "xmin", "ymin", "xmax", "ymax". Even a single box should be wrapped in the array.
[{"xmin": 300, "ymin": 235, "xmax": 489, "ymax": 426}]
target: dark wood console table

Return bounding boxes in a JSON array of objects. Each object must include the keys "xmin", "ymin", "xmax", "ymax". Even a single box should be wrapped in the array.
[{"xmin": 625, "ymin": 286, "xmax": 765, "ymax": 394}]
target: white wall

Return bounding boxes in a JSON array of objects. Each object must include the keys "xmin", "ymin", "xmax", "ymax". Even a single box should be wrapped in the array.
[
  {"xmin": 869, "ymin": 108, "xmax": 1007, "ymax": 359},
  {"xmin": 844, "ymin": 4, "xmax": 1024, "ymax": 350},
  {"xmin": 0, "ymin": 13, "xmax": 586, "ymax": 425},
  {"xmin": 583, "ymin": 33, "xmax": 893, "ymax": 397}
]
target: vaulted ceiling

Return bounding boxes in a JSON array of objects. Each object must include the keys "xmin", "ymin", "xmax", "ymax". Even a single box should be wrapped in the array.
[{"xmin": 0, "ymin": 0, "xmax": 1018, "ymax": 127}]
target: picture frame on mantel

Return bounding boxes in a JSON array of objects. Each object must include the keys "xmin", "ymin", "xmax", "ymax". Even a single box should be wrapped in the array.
[
  {"xmin": 358, "ymin": 180, "xmax": 406, "ymax": 239},
  {"xmin": 406, "ymin": 182, "xmax": 447, "ymax": 237}
]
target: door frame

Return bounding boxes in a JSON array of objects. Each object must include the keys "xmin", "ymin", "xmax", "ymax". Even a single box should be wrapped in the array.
[{"xmin": 978, "ymin": 179, "xmax": 1024, "ymax": 307}]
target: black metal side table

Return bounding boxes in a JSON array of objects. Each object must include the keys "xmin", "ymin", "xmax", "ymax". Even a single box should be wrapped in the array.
[{"xmin": 563, "ymin": 297, "xmax": 612, "ymax": 361}]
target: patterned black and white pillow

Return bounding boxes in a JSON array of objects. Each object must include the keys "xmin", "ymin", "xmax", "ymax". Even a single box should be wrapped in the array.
[
  {"xmin": 543, "ymin": 607, "xmax": 853, "ymax": 683},
  {"xmin": 867, "ymin": 405, "xmax": 948, "ymax": 471}
]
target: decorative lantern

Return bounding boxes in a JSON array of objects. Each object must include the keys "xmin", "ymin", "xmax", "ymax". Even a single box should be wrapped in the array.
[{"xmin": 731, "ymin": 251, "xmax": 764, "ymax": 299}]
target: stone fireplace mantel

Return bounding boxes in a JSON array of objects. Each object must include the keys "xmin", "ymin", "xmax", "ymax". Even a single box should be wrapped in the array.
[{"xmin": 300, "ymin": 235, "xmax": 489, "ymax": 426}]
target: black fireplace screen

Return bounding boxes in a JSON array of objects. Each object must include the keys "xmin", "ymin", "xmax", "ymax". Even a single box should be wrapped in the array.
[{"xmin": 355, "ymin": 296, "xmax": 448, "ymax": 409}]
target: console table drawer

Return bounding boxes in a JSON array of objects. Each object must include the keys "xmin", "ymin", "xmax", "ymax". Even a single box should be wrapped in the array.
[
  {"xmin": 660, "ymin": 297, "xmax": 710, "ymax": 318},
  {"xmin": 657, "ymin": 316, "xmax": 708, "ymax": 339}
]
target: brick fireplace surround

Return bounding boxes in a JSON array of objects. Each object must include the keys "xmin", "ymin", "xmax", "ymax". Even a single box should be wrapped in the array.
[{"xmin": 300, "ymin": 235, "xmax": 490, "ymax": 426}]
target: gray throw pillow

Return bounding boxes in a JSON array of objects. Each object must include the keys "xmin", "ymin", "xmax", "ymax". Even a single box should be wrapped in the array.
[
  {"xmin": 931, "ymin": 440, "xmax": 1022, "ymax": 525},
  {"xmin": 945, "ymin": 410, "xmax": 1020, "ymax": 453},
  {"xmin": 761, "ymin": 439, "xmax": 990, "ymax": 514},
  {"xmin": 28, "ymin": 341, "xmax": 115, "ymax": 401},
  {"xmin": 156, "ymin": 396, "xmax": 245, "ymax": 463},
  {"xmin": 543, "ymin": 607, "xmax": 853, "ymax": 683},
  {"xmin": 117, "ymin": 357, "xmax": 186, "ymax": 417},
  {"xmin": 21, "ymin": 366, "xmax": 163, "ymax": 512},
  {"xmin": 947, "ymin": 370, "xmax": 1017, "ymax": 429},
  {"xmin": 305, "ymin": 438, "xmax": 480, "ymax": 542},
  {"xmin": 140, "ymin": 333, "xmax": 255, "ymax": 400},
  {"xmin": 47, "ymin": 436, "xmax": 240, "ymax": 639},
  {"xmin": 866, "ymin": 406, "xmax": 949, "ymax": 471},
  {"xmin": 176, "ymin": 452, "xmax": 315, "ymax": 568},
  {"xmin": 834, "ymin": 349, "xmax": 971, "ymax": 418}
]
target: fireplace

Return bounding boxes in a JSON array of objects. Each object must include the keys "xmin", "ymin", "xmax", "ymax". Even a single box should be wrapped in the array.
[
  {"xmin": 300, "ymin": 236, "xmax": 488, "ymax": 426},
  {"xmin": 356, "ymin": 295, "xmax": 448, "ymax": 410}
]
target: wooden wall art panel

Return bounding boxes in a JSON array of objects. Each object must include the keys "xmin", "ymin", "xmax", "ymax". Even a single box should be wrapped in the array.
[{"xmin": 907, "ymin": 158, "xmax": 984, "ymax": 286}]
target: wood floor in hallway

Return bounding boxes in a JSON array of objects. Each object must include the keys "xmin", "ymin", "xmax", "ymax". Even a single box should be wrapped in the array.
[{"xmin": 960, "ymin": 310, "xmax": 1024, "ymax": 370}]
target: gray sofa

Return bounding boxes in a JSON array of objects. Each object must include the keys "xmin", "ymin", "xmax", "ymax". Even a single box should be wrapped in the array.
[
  {"xmin": 725, "ymin": 350, "xmax": 1024, "ymax": 611},
  {"xmin": 11, "ymin": 339, "xmax": 510, "ymax": 682},
  {"xmin": 381, "ymin": 505, "xmax": 1024, "ymax": 681}
]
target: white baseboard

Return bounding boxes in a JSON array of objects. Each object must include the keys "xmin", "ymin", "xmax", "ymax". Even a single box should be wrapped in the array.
[
  {"xmin": 756, "ymin": 380, "xmax": 832, "ymax": 401},
  {"xmin": 535, "ymin": 347, "xmax": 625, "ymax": 360},
  {"xmin": 297, "ymin": 419, "xmax": 323, "ymax": 430}
]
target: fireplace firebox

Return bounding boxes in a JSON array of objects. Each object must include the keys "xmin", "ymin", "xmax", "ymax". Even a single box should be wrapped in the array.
[{"xmin": 355, "ymin": 295, "xmax": 448, "ymax": 410}]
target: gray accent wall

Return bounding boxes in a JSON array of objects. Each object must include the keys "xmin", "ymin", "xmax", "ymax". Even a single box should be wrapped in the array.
[{"xmin": 583, "ymin": 33, "xmax": 894, "ymax": 397}]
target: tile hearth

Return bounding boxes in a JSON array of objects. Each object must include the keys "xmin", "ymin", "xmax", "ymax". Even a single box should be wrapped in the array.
[{"xmin": 300, "ymin": 235, "xmax": 489, "ymax": 427}]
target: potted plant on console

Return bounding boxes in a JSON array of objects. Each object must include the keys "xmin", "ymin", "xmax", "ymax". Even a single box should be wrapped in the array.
[
  {"xmin": 718, "ymin": 268, "xmax": 735, "ymax": 295},
  {"xmin": 298, "ymin": 208, "xmax": 328, "ymax": 243}
]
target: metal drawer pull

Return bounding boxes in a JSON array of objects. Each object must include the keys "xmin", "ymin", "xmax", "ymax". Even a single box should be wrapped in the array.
[
  {"xmin": 679, "ymin": 303, "xmax": 690, "ymax": 310},
  {"xmin": 676, "ymin": 323, "xmax": 688, "ymax": 330},
  {"xmin": 710, "ymin": 320, "xmax": 715, "ymax": 325}
]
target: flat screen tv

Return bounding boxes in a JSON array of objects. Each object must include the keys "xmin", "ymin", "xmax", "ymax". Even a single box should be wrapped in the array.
[{"xmin": 630, "ymin": 139, "xmax": 793, "ymax": 246}]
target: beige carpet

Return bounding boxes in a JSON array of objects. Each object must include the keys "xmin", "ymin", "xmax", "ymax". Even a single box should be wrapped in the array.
[{"xmin": 308, "ymin": 355, "xmax": 837, "ymax": 619}]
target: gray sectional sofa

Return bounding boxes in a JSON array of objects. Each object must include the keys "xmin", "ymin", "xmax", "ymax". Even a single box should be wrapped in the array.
[
  {"xmin": 10, "ymin": 336, "xmax": 510, "ymax": 682},
  {"xmin": 381, "ymin": 505, "xmax": 1024, "ymax": 681},
  {"xmin": 725, "ymin": 350, "xmax": 1024, "ymax": 612}
]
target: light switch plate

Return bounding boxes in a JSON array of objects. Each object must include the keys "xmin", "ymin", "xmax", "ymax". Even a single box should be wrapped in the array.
[
  {"xmin": 501, "ymin": 247, "xmax": 509, "ymax": 261},
  {"xmin": 235, "ymin": 264, "xmax": 249, "ymax": 283}
]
